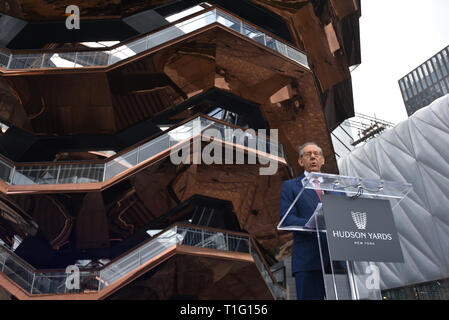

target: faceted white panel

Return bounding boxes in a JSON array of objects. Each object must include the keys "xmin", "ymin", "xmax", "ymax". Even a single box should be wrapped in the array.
[{"xmin": 339, "ymin": 94, "xmax": 449, "ymax": 289}]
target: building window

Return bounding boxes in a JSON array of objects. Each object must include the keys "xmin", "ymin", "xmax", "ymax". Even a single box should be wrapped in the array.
[
  {"xmin": 442, "ymin": 48, "xmax": 449, "ymax": 70},
  {"xmin": 413, "ymin": 70, "xmax": 422, "ymax": 92},
  {"xmin": 408, "ymin": 74, "xmax": 417, "ymax": 96},
  {"xmin": 399, "ymin": 80, "xmax": 409, "ymax": 101},
  {"xmin": 441, "ymin": 79, "xmax": 448, "ymax": 94},
  {"xmin": 432, "ymin": 57, "xmax": 443, "ymax": 80},
  {"xmin": 427, "ymin": 60, "xmax": 437, "ymax": 83},
  {"xmin": 437, "ymin": 53, "xmax": 448, "ymax": 76},
  {"xmin": 421, "ymin": 63, "xmax": 432, "ymax": 87},
  {"xmin": 417, "ymin": 67, "xmax": 427, "ymax": 89},
  {"xmin": 404, "ymin": 76, "xmax": 413, "ymax": 98}
]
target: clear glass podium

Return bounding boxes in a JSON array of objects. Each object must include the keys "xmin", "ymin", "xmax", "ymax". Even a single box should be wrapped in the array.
[{"xmin": 277, "ymin": 172, "xmax": 412, "ymax": 300}]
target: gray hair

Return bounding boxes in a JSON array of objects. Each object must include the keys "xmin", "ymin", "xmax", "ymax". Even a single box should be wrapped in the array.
[{"xmin": 298, "ymin": 142, "xmax": 323, "ymax": 158}]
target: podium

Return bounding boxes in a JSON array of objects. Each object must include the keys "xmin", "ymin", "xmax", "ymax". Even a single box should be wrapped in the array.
[{"xmin": 277, "ymin": 173, "xmax": 412, "ymax": 300}]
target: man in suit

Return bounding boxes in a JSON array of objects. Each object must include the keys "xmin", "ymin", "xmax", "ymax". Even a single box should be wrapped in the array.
[{"xmin": 279, "ymin": 142, "xmax": 329, "ymax": 300}]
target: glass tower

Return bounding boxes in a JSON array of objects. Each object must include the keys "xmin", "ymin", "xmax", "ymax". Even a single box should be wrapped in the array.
[{"xmin": 398, "ymin": 45, "xmax": 449, "ymax": 116}]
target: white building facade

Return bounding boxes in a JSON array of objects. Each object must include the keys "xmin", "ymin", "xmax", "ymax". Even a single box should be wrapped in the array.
[{"xmin": 338, "ymin": 95, "xmax": 449, "ymax": 291}]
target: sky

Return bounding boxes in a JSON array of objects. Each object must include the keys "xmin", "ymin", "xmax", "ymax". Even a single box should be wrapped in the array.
[{"xmin": 351, "ymin": 0, "xmax": 449, "ymax": 124}]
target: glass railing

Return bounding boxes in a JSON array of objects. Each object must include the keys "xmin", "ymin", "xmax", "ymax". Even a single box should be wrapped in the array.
[
  {"xmin": 0, "ymin": 8, "xmax": 309, "ymax": 71},
  {"xmin": 0, "ymin": 224, "xmax": 283, "ymax": 298},
  {"xmin": 0, "ymin": 248, "xmax": 101, "ymax": 294},
  {"xmin": 0, "ymin": 115, "xmax": 282, "ymax": 187},
  {"xmin": 251, "ymin": 251, "xmax": 286, "ymax": 300}
]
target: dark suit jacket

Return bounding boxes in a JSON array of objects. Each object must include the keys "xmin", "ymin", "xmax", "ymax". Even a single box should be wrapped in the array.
[{"xmin": 280, "ymin": 174, "xmax": 330, "ymax": 274}]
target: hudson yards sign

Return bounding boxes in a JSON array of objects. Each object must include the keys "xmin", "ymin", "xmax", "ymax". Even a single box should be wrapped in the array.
[{"xmin": 322, "ymin": 194, "xmax": 404, "ymax": 263}]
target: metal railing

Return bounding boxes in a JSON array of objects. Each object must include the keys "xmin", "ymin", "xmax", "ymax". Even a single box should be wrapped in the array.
[
  {"xmin": 0, "ymin": 224, "xmax": 283, "ymax": 298},
  {"xmin": 0, "ymin": 115, "xmax": 282, "ymax": 187},
  {"xmin": 0, "ymin": 8, "xmax": 309, "ymax": 71},
  {"xmin": 251, "ymin": 251, "xmax": 286, "ymax": 300}
]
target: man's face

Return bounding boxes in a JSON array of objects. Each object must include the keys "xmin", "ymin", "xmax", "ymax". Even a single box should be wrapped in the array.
[{"xmin": 298, "ymin": 144, "xmax": 325, "ymax": 173}]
